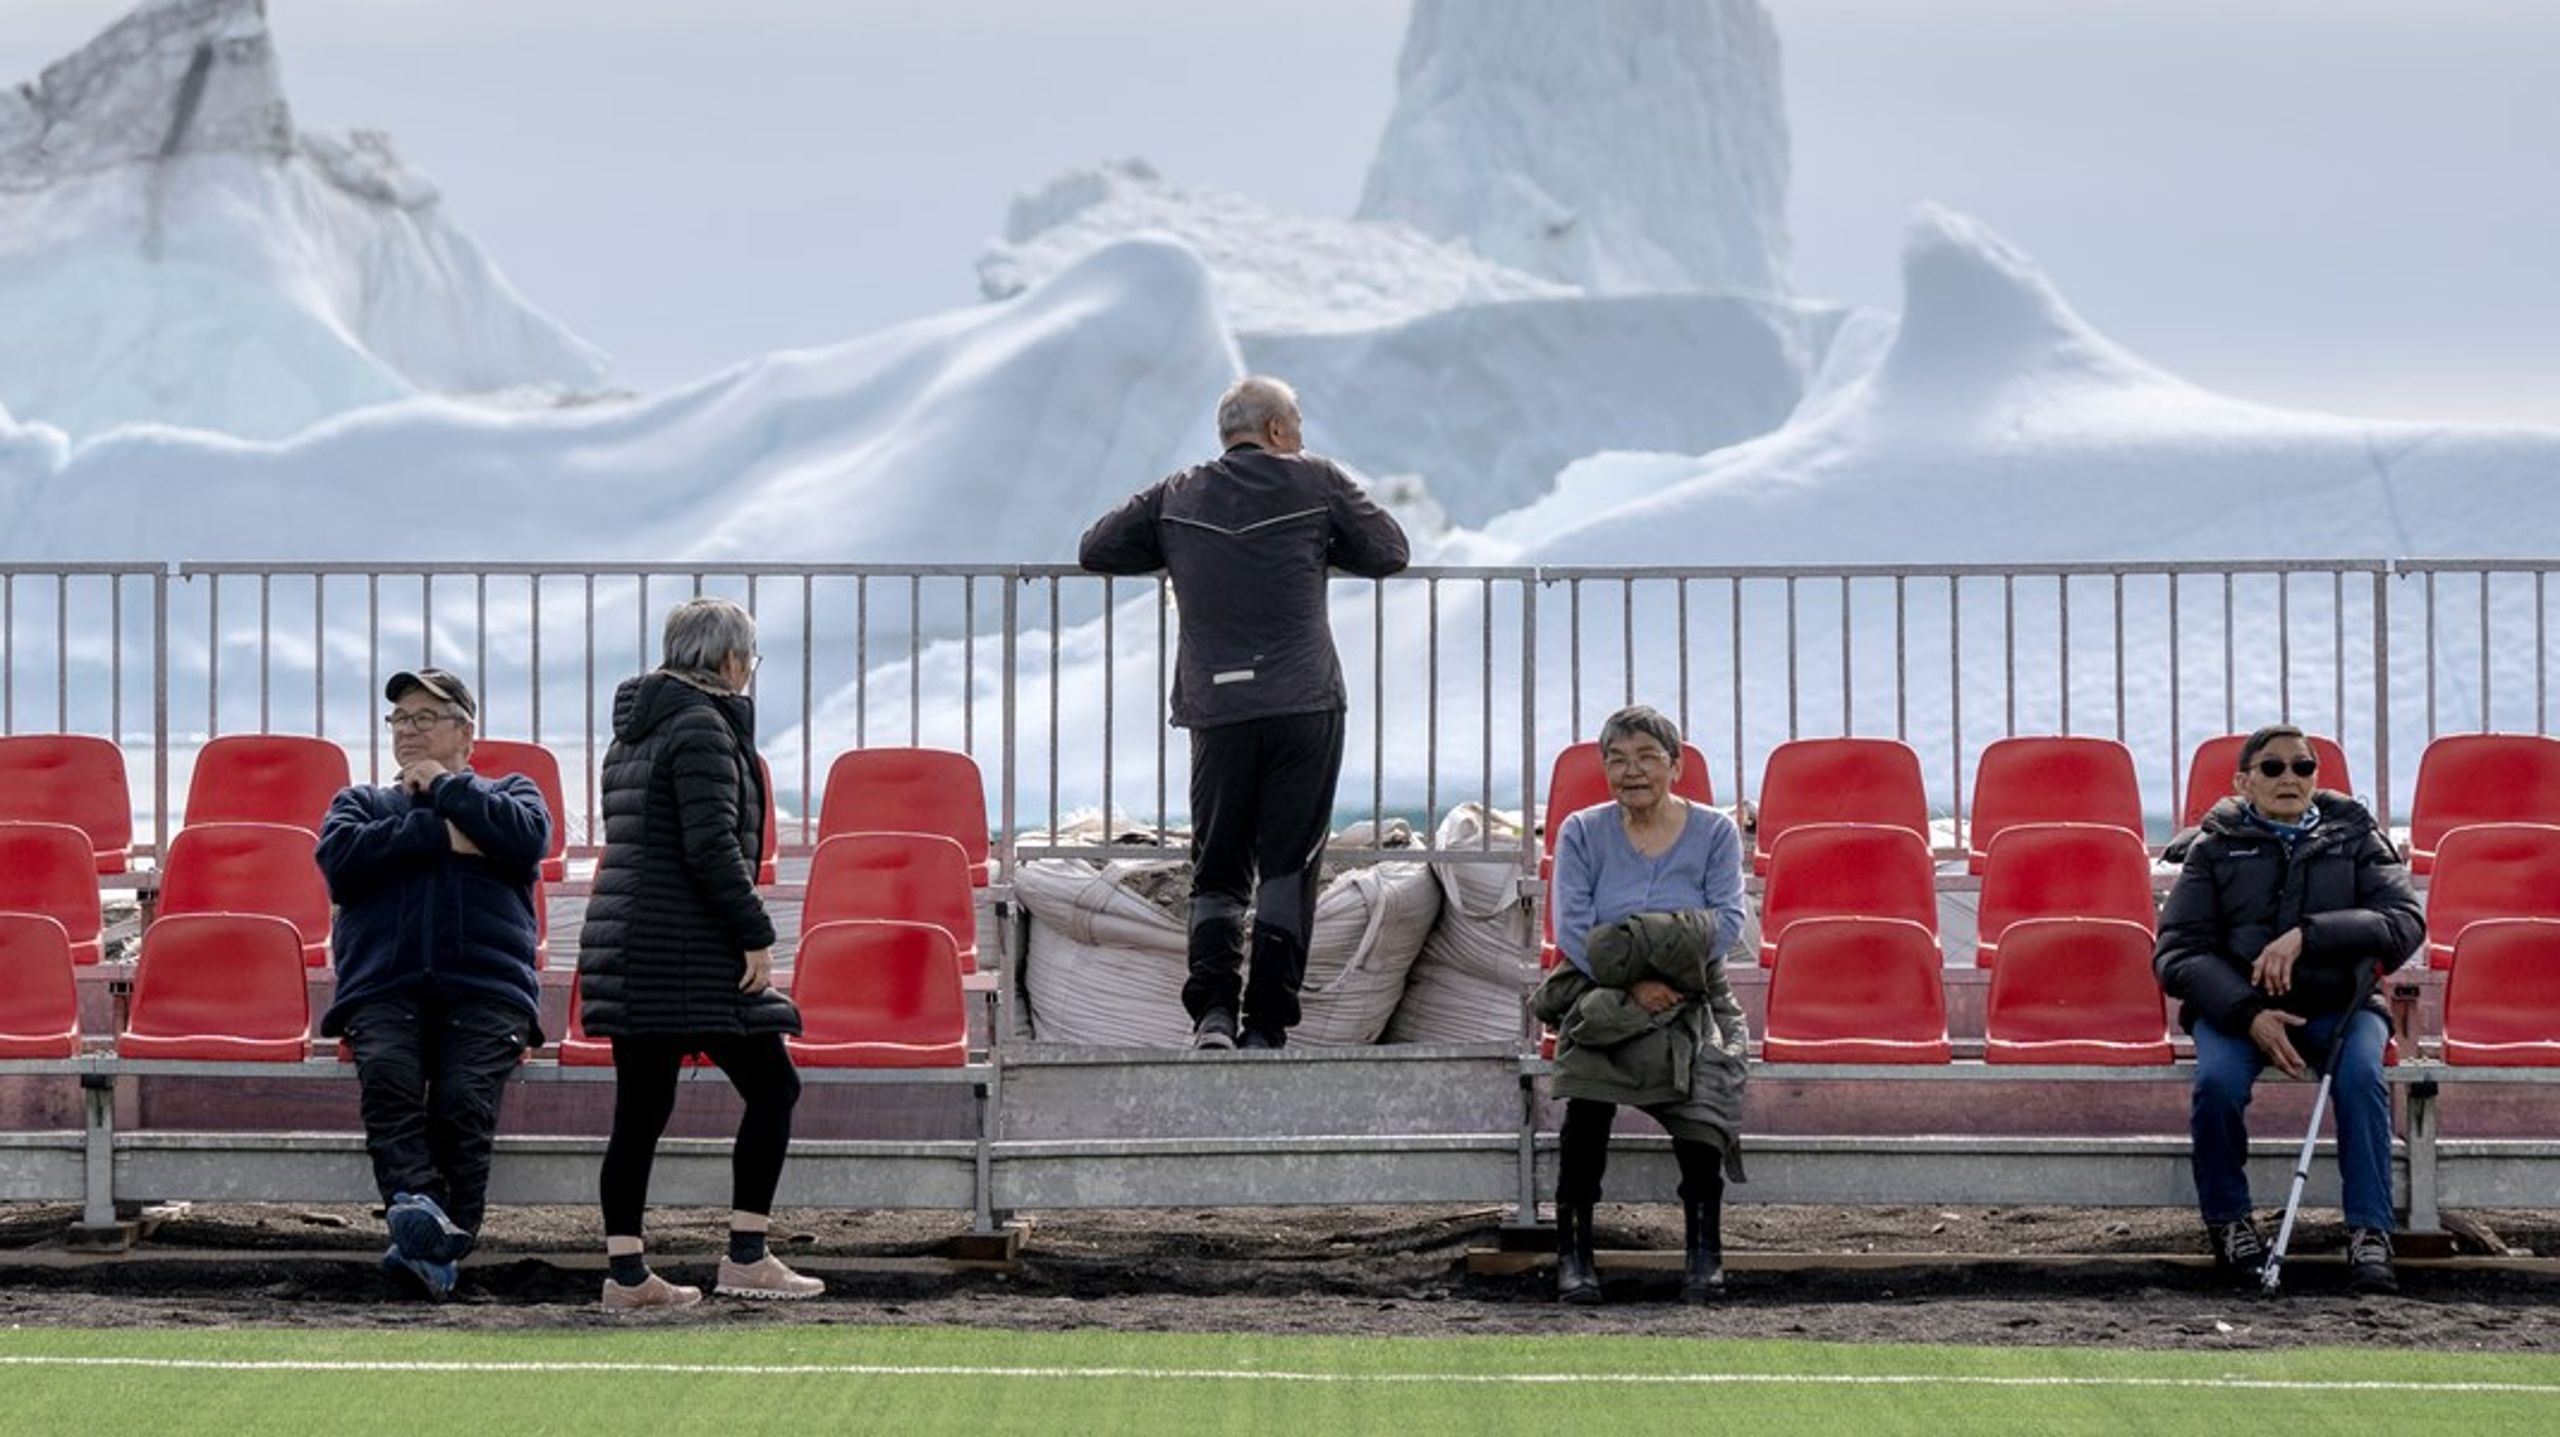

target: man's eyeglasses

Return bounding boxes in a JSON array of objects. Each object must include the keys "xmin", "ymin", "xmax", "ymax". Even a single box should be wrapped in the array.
[
  {"xmin": 385, "ymin": 711, "xmax": 464, "ymax": 733},
  {"xmin": 2252, "ymin": 757, "xmax": 2319, "ymax": 779}
]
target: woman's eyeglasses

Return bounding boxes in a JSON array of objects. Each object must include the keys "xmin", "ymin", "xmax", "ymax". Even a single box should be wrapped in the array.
[{"xmin": 2252, "ymin": 757, "xmax": 2319, "ymax": 779}]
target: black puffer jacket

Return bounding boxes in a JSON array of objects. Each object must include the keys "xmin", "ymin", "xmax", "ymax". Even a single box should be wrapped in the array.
[
  {"xmin": 576, "ymin": 671, "xmax": 798, "ymax": 1038},
  {"xmin": 2154, "ymin": 792, "xmax": 2422, "ymax": 1034}
]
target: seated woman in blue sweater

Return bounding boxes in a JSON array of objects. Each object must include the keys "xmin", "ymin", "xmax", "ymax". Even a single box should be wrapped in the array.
[{"xmin": 1542, "ymin": 704, "xmax": 1749, "ymax": 1304}]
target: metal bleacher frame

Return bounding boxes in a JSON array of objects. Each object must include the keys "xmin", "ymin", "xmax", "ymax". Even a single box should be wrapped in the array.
[{"xmin": 3, "ymin": 557, "xmax": 2558, "ymax": 1243}]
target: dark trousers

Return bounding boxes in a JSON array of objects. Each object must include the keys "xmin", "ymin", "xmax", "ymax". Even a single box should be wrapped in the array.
[
  {"xmin": 1183, "ymin": 710, "xmax": 1346, "ymax": 1036},
  {"xmin": 599, "ymin": 1033, "xmax": 802, "ymax": 1238},
  {"xmin": 342, "ymin": 993, "xmax": 532, "ymax": 1235},
  {"xmin": 1554, "ymin": 1098, "xmax": 1727, "ymax": 1208}
]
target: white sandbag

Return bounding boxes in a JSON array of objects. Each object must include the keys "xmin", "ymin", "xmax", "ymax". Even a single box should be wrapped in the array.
[
  {"xmin": 1015, "ymin": 818, "xmax": 1442, "ymax": 1047},
  {"xmin": 1384, "ymin": 803, "xmax": 1535, "ymax": 1044}
]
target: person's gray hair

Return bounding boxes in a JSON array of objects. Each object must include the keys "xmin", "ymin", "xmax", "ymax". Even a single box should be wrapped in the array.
[
  {"xmin": 1216, "ymin": 375, "xmax": 1300, "ymax": 442},
  {"xmin": 1597, "ymin": 704, "xmax": 1682, "ymax": 757},
  {"xmin": 660, "ymin": 597, "xmax": 757, "ymax": 676}
]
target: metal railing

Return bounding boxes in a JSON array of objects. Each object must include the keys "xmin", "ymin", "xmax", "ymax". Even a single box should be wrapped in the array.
[{"xmin": 3, "ymin": 558, "xmax": 2555, "ymax": 870}]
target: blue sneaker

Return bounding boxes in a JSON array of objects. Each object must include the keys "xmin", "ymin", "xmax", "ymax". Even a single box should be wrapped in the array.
[
  {"xmin": 381, "ymin": 1243, "xmax": 458, "ymax": 1301},
  {"xmin": 388, "ymin": 1192, "xmax": 471, "ymax": 1264}
]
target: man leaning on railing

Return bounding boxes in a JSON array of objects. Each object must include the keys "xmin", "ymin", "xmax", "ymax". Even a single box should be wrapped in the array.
[{"xmin": 1077, "ymin": 375, "xmax": 1410, "ymax": 1051}]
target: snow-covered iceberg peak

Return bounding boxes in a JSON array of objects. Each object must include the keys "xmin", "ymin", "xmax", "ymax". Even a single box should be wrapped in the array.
[
  {"xmin": 0, "ymin": 0, "xmax": 289, "ymax": 181},
  {"xmin": 0, "ymin": 0, "xmax": 608, "ymax": 442},
  {"xmin": 1356, "ymin": 0, "xmax": 1792, "ymax": 296},
  {"xmin": 1877, "ymin": 204, "xmax": 2180, "ymax": 408}
]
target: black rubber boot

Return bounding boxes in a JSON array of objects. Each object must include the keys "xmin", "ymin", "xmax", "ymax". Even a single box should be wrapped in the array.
[
  {"xmin": 1681, "ymin": 1199, "xmax": 1725, "ymax": 1303},
  {"xmin": 1555, "ymin": 1203, "xmax": 1602, "ymax": 1306}
]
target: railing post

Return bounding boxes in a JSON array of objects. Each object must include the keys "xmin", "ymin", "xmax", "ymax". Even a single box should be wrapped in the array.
[
  {"xmin": 152, "ymin": 566, "xmax": 170, "ymax": 849},
  {"xmin": 2372, "ymin": 566, "xmax": 2393, "ymax": 831}
]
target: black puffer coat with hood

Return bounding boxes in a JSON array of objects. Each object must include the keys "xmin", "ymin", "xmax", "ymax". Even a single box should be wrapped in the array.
[
  {"xmin": 576, "ymin": 670, "xmax": 799, "ymax": 1038},
  {"xmin": 2154, "ymin": 792, "xmax": 2422, "ymax": 1035}
]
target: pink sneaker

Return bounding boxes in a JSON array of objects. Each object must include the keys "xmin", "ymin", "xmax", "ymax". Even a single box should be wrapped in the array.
[
  {"xmin": 600, "ymin": 1272, "xmax": 703, "ymax": 1311},
  {"xmin": 715, "ymin": 1254, "xmax": 824, "ymax": 1300}
]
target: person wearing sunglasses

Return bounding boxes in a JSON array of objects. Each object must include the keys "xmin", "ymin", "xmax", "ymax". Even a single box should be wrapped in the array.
[
  {"xmin": 577, "ymin": 596, "xmax": 819, "ymax": 1309},
  {"xmin": 315, "ymin": 667, "xmax": 551, "ymax": 1300},
  {"xmin": 2155, "ymin": 723, "xmax": 2422, "ymax": 1294}
]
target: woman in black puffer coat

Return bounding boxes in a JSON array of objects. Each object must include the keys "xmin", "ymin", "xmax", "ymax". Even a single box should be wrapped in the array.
[{"xmin": 578, "ymin": 597, "xmax": 819, "ymax": 1309}]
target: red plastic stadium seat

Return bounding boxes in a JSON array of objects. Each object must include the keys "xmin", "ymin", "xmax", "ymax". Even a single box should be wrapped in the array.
[
  {"xmin": 464, "ymin": 739, "xmax": 569, "ymax": 882},
  {"xmin": 120, "ymin": 912, "xmax": 310, "ymax": 1061},
  {"xmin": 0, "ymin": 913, "xmax": 82, "ymax": 1059},
  {"xmin": 558, "ymin": 983, "xmax": 612, "ymax": 1067},
  {"xmin": 1753, "ymin": 737, "xmax": 1929, "ymax": 875},
  {"xmin": 2442, "ymin": 918, "xmax": 2560, "ymax": 1067},
  {"xmin": 0, "ymin": 821, "xmax": 105, "ymax": 964},
  {"xmin": 184, "ymin": 734, "xmax": 349, "ymax": 833},
  {"xmin": 2407, "ymin": 734, "xmax": 2560, "ymax": 874},
  {"xmin": 1974, "ymin": 822, "xmax": 2158, "ymax": 966},
  {"xmin": 757, "ymin": 753, "xmax": 780, "ymax": 887},
  {"xmin": 1761, "ymin": 916, "xmax": 1952, "ymax": 1064},
  {"xmin": 155, "ymin": 822, "xmax": 333, "ymax": 967},
  {"xmin": 785, "ymin": 920, "xmax": 967, "ymax": 1068},
  {"xmin": 1758, "ymin": 822, "xmax": 1937, "ymax": 968},
  {"xmin": 1983, "ymin": 917, "xmax": 2173, "ymax": 1064},
  {"xmin": 805, "ymin": 832, "xmax": 978, "ymax": 972},
  {"xmin": 0, "ymin": 735, "xmax": 134, "ymax": 874},
  {"xmin": 1966, "ymin": 736, "xmax": 2143, "ymax": 873},
  {"xmin": 819, "ymin": 749, "xmax": 992, "ymax": 886},
  {"xmin": 2423, "ymin": 823, "xmax": 2560, "ymax": 969},
  {"xmin": 2181, "ymin": 733, "xmax": 2355, "ymax": 831}
]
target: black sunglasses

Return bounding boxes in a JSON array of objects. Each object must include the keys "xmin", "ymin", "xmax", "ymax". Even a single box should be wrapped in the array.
[{"xmin": 2252, "ymin": 758, "xmax": 2319, "ymax": 779}]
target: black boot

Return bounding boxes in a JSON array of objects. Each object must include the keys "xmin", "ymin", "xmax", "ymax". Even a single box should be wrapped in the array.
[
  {"xmin": 1555, "ymin": 1203, "xmax": 1602, "ymax": 1306},
  {"xmin": 1681, "ymin": 1199, "xmax": 1724, "ymax": 1304}
]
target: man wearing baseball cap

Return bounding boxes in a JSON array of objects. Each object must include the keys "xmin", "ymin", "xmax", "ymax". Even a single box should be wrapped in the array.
[{"xmin": 314, "ymin": 667, "xmax": 551, "ymax": 1299}]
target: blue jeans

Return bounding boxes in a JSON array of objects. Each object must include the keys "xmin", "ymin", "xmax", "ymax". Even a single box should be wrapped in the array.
[{"xmin": 2189, "ymin": 1007, "xmax": 2394, "ymax": 1231}]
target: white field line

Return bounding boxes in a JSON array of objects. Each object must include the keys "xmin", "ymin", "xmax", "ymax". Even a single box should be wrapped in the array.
[{"xmin": 0, "ymin": 1356, "xmax": 2556, "ymax": 1394}]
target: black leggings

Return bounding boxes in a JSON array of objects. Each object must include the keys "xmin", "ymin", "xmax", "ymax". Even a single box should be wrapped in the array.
[
  {"xmin": 1554, "ymin": 1098, "xmax": 1726, "ymax": 1208},
  {"xmin": 600, "ymin": 1033, "xmax": 802, "ymax": 1239}
]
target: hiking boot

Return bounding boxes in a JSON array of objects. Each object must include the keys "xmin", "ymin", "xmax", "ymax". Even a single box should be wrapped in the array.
[
  {"xmin": 1239, "ymin": 1027, "xmax": 1285, "ymax": 1051},
  {"xmin": 716, "ymin": 1254, "xmax": 825, "ymax": 1301},
  {"xmin": 380, "ymin": 1243, "xmax": 457, "ymax": 1301},
  {"xmin": 1554, "ymin": 1203, "xmax": 1602, "ymax": 1306},
  {"xmin": 2208, "ymin": 1217, "xmax": 2268, "ymax": 1283},
  {"xmin": 1681, "ymin": 1199, "xmax": 1725, "ymax": 1304},
  {"xmin": 1191, "ymin": 1008, "xmax": 1237, "ymax": 1051},
  {"xmin": 388, "ymin": 1191, "xmax": 471, "ymax": 1264},
  {"xmin": 2346, "ymin": 1227, "xmax": 2399, "ymax": 1295},
  {"xmin": 601, "ymin": 1272, "xmax": 703, "ymax": 1311}
]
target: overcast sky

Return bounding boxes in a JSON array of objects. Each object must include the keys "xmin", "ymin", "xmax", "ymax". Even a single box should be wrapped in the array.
[{"xmin": 5, "ymin": 0, "xmax": 2554, "ymax": 425}]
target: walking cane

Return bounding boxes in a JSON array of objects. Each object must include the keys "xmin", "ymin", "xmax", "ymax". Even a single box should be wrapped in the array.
[{"xmin": 2260, "ymin": 960, "xmax": 2384, "ymax": 1295}]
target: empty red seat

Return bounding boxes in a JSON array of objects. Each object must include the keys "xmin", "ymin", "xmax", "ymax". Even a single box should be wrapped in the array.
[
  {"xmin": 1983, "ymin": 917, "xmax": 2173, "ymax": 1064},
  {"xmin": 2442, "ymin": 918, "xmax": 2560, "ymax": 1067},
  {"xmin": 1966, "ymin": 736, "xmax": 2144, "ymax": 873},
  {"xmin": 785, "ymin": 920, "xmax": 967, "ymax": 1068},
  {"xmin": 464, "ymin": 739, "xmax": 569, "ymax": 882},
  {"xmin": 2181, "ymin": 732, "xmax": 2355, "ymax": 831},
  {"xmin": 0, "ymin": 821, "xmax": 105, "ymax": 965},
  {"xmin": 155, "ymin": 822, "xmax": 332, "ymax": 967},
  {"xmin": 2423, "ymin": 823, "xmax": 2560, "ymax": 969},
  {"xmin": 1974, "ymin": 822, "xmax": 2158, "ymax": 966},
  {"xmin": 0, "ymin": 735, "xmax": 134, "ymax": 874},
  {"xmin": 0, "ymin": 913, "xmax": 82, "ymax": 1059},
  {"xmin": 1761, "ymin": 916, "xmax": 1952, "ymax": 1063},
  {"xmin": 819, "ymin": 748, "xmax": 993, "ymax": 887},
  {"xmin": 1758, "ymin": 822, "xmax": 1937, "ymax": 967},
  {"xmin": 119, "ymin": 912, "xmax": 310, "ymax": 1061},
  {"xmin": 184, "ymin": 734, "xmax": 349, "ymax": 833},
  {"xmin": 1753, "ymin": 737, "xmax": 1929, "ymax": 874},
  {"xmin": 2407, "ymin": 734, "xmax": 2560, "ymax": 874},
  {"xmin": 805, "ymin": 832, "xmax": 978, "ymax": 972}
]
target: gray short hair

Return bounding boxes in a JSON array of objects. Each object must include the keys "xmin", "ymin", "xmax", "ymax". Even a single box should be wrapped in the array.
[
  {"xmin": 1216, "ymin": 375, "xmax": 1300, "ymax": 442},
  {"xmin": 661, "ymin": 597, "xmax": 756, "ymax": 675},
  {"xmin": 1597, "ymin": 704, "xmax": 1682, "ymax": 757}
]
